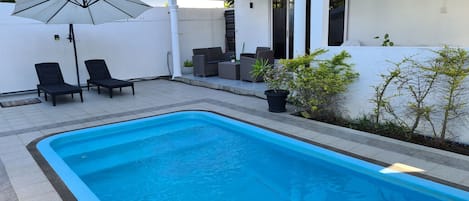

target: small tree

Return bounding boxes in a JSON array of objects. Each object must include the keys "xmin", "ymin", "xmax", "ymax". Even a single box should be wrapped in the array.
[
  {"xmin": 373, "ymin": 57, "xmax": 438, "ymax": 134},
  {"xmin": 426, "ymin": 46, "xmax": 469, "ymax": 142},
  {"xmin": 370, "ymin": 47, "xmax": 469, "ymax": 143},
  {"xmin": 370, "ymin": 66, "xmax": 402, "ymax": 125},
  {"xmin": 400, "ymin": 59, "xmax": 438, "ymax": 134}
]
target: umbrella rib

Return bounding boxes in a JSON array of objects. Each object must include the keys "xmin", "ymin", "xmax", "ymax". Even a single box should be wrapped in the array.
[
  {"xmin": 12, "ymin": 0, "xmax": 50, "ymax": 15},
  {"xmin": 87, "ymin": 7, "xmax": 95, "ymax": 24},
  {"xmin": 68, "ymin": 1, "xmax": 83, "ymax": 7},
  {"xmin": 123, "ymin": 0, "xmax": 152, "ymax": 8},
  {"xmin": 103, "ymin": 0, "xmax": 134, "ymax": 18},
  {"xmin": 46, "ymin": 1, "xmax": 70, "ymax": 23},
  {"xmin": 103, "ymin": 0, "xmax": 152, "ymax": 18},
  {"xmin": 87, "ymin": 0, "xmax": 101, "ymax": 7}
]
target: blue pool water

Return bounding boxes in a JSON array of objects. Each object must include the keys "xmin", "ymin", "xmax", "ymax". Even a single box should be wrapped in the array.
[{"xmin": 37, "ymin": 111, "xmax": 469, "ymax": 201}]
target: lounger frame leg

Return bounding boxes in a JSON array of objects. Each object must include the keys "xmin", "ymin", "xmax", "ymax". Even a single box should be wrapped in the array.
[
  {"xmin": 52, "ymin": 95, "xmax": 56, "ymax": 106},
  {"xmin": 80, "ymin": 92, "xmax": 83, "ymax": 103},
  {"xmin": 132, "ymin": 85, "xmax": 135, "ymax": 95},
  {"xmin": 109, "ymin": 88, "xmax": 113, "ymax": 98}
]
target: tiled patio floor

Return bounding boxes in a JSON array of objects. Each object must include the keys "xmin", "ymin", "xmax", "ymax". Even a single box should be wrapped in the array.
[{"xmin": 0, "ymin": 79, "xmax": 468, "ymax": 201}]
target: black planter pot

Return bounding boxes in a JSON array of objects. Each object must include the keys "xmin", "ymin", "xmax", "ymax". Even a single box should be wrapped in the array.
[{"xmin": 264, "ymin": 89, "xmax": 289, "ymax": 113}]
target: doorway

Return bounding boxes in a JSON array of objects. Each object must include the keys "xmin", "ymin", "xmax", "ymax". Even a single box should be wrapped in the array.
[{"xmin": 272, "ymin": 0, "xmax": 294, "ymax": 59}]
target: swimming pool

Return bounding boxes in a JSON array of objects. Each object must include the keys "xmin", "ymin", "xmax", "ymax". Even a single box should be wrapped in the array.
[{"xmin": 37, "ymin": 111, "xmax": 469, "ymax": 201}]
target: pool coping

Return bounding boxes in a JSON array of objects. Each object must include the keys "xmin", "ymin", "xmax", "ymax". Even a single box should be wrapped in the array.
[{"xmin": 27, "ymin": 107, "xmax": 469, "ymax": 200}]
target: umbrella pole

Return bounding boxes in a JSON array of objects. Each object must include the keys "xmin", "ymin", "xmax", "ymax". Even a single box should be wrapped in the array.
[{"xmin": 69, "ymin": 24, "xmax": 80, "ymax": 87}]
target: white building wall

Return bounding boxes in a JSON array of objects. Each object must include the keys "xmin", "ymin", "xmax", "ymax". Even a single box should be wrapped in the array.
[
  {"xmin": 347, "ymin": 0, "xmax": 469, "ymax": 46},
  {"xmin": 234, "ymin": 0, "xmax": 271, "ymax": 57},
  {"xmin": 0, "ymin": 3, "xmax": 226, "ymax": 93}
]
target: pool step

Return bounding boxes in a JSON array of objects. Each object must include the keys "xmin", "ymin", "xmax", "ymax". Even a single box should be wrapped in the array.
[
  {"xmin": 56, "ymin": 119, "xmax": 205, "ymax": 158},
  {"xmin": 64, "ymin": 125, "xmax": 224, "ymax": 176}
]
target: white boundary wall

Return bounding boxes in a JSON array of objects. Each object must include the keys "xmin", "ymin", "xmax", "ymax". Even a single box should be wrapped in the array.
[
  {"xmin": 0, "ymin": 3, "xmax": 225, "ymax": 93},
  {"xmin": 347, "ymin": 0, "xmax": 469, "ymax": 46}
]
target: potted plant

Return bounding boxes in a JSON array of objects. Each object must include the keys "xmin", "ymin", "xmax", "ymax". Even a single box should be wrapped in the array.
[
  {"xmin": 251, "ymin": 59, "xmax": 291, "ymax": 112},
  {"xmin": 182, "ymin": 59, "xmax": 193, "ymax": 74}
]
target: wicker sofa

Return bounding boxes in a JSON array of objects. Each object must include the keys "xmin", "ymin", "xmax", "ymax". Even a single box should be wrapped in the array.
[
  {"xmin": 240, "ymin": 47, "xmax": 274, "ymax": 82},
  {"xmin": 192, "ymin": 47, "xmax": 234, "ymax": 77}
]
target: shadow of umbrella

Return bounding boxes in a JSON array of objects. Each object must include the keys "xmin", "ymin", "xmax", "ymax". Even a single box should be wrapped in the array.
[{"xmin": 12, "ymin": 0, "xmax": 152, "ymax": 87}]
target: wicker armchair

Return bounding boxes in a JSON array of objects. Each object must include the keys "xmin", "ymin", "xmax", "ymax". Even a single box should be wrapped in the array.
[
  {"xmin": 192, "ymin": 47, "xmax": 234, "ymax": 77},
  {"xmin": 240, "ymin": 47, "xmax": 274, "ymax": 82}
]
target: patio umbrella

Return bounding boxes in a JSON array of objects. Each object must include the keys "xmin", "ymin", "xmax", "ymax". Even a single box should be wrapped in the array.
[{"xmin": 12, "ymin": 0, "xmax": 152, "ymax": 87}]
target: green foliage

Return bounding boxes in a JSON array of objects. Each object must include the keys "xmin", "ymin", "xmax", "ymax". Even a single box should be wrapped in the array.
[
  {"xmin": 183, "ymin": 59, "xmax": 193, "ymax": 67},
  {"xmin": 285, "ymin": 49, "xmax": 359, "ymax": 119},
  {"xmin": 349, "ymin": 115, "xmax": 412, "ymax": 139},
  {"xmin": 251, "ymin": 59, "xmax": 290, "ymax": 91},
  {"xmin": 371, "ymin": 56, "xmax": 438, "ymax": 138},
  {"xmin": 427, "ymin": 46, "xmax": 469, "ymax": 142},
  {"xmin": 400, "ymin": 58, "xmax": 438, "ymax": 134},
  {"xmin": 224, "ymin": 0, "xmax": 234, "ymax": 8},
  {"xmin": 374, "ymin": 33, "xmax": 394, "ymax": 46},
  {"xmin": 369, "ymin": 46, "xmax": 469, "ymax": 144},
  {"xmin": 370, "ymin": 65, "xmax": 402, "ymax": 125},
  {"xmin": 281, "ymin": 49, "xmax": 327, "ymax": 70}
]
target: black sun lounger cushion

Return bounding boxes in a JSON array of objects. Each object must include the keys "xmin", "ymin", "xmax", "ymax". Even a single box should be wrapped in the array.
[
  {"xmin": 84, "ymin": 59, "xmax": 134, "ymax": 98},
  {"xmin": 35, "ymin": 62, "xmax": 83, "ymax": 106}
]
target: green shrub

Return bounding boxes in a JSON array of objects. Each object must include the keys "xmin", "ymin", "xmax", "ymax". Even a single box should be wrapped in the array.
[
  {"xmin": 183, "ymin": 59, "xmax": 193, "ymax": 67},
  {"xmin": 284, "ymin": 49, "xmax": 359, "ymax": 119}
]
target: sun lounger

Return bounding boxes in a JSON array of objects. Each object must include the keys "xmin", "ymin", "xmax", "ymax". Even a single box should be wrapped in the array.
[
  {"xmin": 84, "ymin": 59, "xmax": 135, "ymax": 98},
  {"xmin": 35, "ymin": 62, "xmax": 83, "ymax": 106}
]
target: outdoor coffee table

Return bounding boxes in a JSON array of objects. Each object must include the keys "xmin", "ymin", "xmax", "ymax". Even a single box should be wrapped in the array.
[{"xmin": 218, "ymin": 61, "xmax": 240, "ymax": 80}]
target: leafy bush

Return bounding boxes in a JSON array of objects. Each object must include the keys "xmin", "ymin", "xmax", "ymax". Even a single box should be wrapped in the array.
[{"xmin": 284, "ymin": 49, "xmax": 359, "ymax": 119}]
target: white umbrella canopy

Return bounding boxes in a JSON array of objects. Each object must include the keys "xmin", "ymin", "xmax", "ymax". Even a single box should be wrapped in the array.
[
  {"xmin": 12, "ymin": 0, "xmax": 152, "ymax": 86},
  {"xmin": 13, "ymin": 0, "xmax": 152, "ymax": 24}
]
